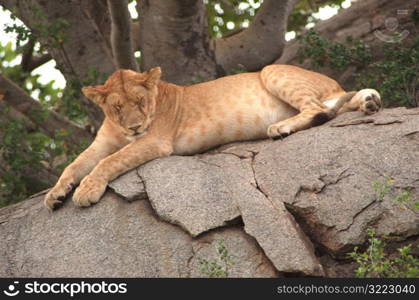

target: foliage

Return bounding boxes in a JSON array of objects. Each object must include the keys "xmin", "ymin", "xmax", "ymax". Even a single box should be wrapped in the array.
[
  {"xmin": 288, "ymin": 0, "xmax": 347, "ymax": 33},
  {"xmin": 205, "ymin": 0, "xmax": 347, "ymax": 38},
  {"xmin": 0, "ymin": 114, "xmax": 45, "ymax": 205},
  {"xmin": 348, "ymin": 228, "xmax": 419, "ymax": 278},
  {"xmin": 5, "ymin": 4, "xmax": 69, "ymax": 48},
  {"xmin": 372, "ymin": 176, "xmax": 418, "ymax": 211},
  {"xmin": 0, "ymin": 42, "xmax": 61, "ymax": 106},
  {"xmin": 0, "ymin": 104, "xmax": 88, "ymax": 207},
  {"xmin": 297, "ymin": 30, "xmax": 419, "ymax": 107},
  {"xmin": 0, "ymin": 108, "xmax": 88, "ymax": 207},
  {"xmin": 358, "ymin": 40, "xmax": 419, "ymax": 108},
  {"xmin": 0, "ymin": 11, "xmax": 90, "ymax": 206},
  {"xmin": 297, "ymin": 30, "xmax": 373, "ymax": 70},
  {"xmin": 57, "ymin": 67, "xmax": 101, "ymax": 124},
  {"xmin": 198, "ymin": 240, "xmax": 236, "ymax": 278},
  {"xmin": 347, "ymin": 178, "xmax": 419, "ymax": 278},
  {"xmin": 205, "ymin": 0, "xmax": 260, "ymax": 38}
]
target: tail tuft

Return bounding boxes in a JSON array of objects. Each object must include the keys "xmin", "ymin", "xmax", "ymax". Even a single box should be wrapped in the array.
[{"xmin": 311, "ymin": 112, "xmax": 331, "ymax": 127}]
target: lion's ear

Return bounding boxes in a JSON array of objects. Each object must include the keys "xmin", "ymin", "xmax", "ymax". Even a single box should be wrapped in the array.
[
  {"xmin": 82, "ymin": 85, "xmax": 107, "ymax": 105},
  {"xmin": 144, "ymin": 67, "xmax": 161, "ymax": 88}
]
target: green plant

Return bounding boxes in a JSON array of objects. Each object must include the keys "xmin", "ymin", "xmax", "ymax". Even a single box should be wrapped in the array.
[
  {"xmin": 372, "ymin": 176, "xmax": 393, "ymax": 200},
  {"xmin": 0, "ymin": 106, "xmax": 88, "ymax": 206},
  {"xmin": 372, "ymin": 176, "xmax": 418, "ymax": 211},
  {"xmin": 198, "ymin": 240, "xmax": 236, "ymax": 278},
  {"xmin": 358, "ymin": 40, "xmax": 419, "ymax": 108},
  {"xmin": 297, "ymin": 30, "xmax": 418, "ymax": 107},
  {"xmin": 0, "ymin": 32, "xmax": 95, "ymax": 206},
  {"xmin": 205, "ymin": 0, "xmax": 347, "ymax": 38},
  {"xmin": 297, "ymin": 29, "xmax": 373, "ymax": 70},
  {"xmin": 348, "ymin": 228, "xmax": 419, "ymax": 278},
  {"xmin": 57, "ymin": 66, "xmax": 103, "ymax": 124}
]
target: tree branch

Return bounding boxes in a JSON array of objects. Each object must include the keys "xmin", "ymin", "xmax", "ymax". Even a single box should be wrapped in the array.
[
  {"xmin": 276, "ymin": 0, "xmax": 418, "ymax": 91},
  {"xmin": 214, "ymin": 0, "xmax": 299, "ymax": 73},
  {"xmin": 0, "ymin": 155, "xmax": 59, "ymax": 189},
  {"xmin": 0, "ymin": 0, "xmax": 119, "ymax": 130},
  {"xmin": 21, "ymin": 38, "xmax": 35, "ymax": 72},
  {"xmin": 21, "ymin": 38, "xmax": 52, "ymax": 72},
  {"xmin": 0, "ymin": 75, "xmax": 93, "ymax": 144},
  {"xmin": 107, "ymin": 0, "xmax": 139, "ymax": 71},
  {"xmin": 24, "ymin": 53, "xmax": 52, "ymax": 72},
  {"xmin": 0, "ymin": 101, "xmax": 36, "ymax": 132},
  {"xmin": 19, "ymin": 38, "xmax": 52, "ymax": 72}
]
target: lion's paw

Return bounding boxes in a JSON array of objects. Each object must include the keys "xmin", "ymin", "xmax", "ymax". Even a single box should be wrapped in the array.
[
  {"xmin": 44, "ymin": 177, "xmax": 74, "ymax": 210},
  {"xmin": 357, "ymin": 89, "xmax": 381, "ymax": 115},
  {"xmin": 72, "ymin": 176, "xmax": 107, "ymax": 207},
  {"xmin": 267, "ymin": 122, "xmax": 294, "ymax": 140}
]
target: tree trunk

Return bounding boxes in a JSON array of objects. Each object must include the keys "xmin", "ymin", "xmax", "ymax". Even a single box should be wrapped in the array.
[
  {"xmin": 276, "ymin": 0, "xmax": 418, "ymax": 90},
  {"xmin": 107, "ymin": 0, "xmax": 139, "ymax": 71},
  {"xmin": 215, "ymin": 0, "xmax": 299, "ymax": 73},
  {"xmin": 137, "ymin": 0, "xmax": 300, "ymax": 84},
  {"xmin": 138, "ymin": 0, "xmax": 218, "ymax": 84},
  {"xmin": 0, "ymin": 0, "xmax": 117, "ymax": 129}
]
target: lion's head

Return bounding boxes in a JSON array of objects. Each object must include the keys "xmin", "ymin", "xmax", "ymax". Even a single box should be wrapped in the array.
[{"xmin": 82, "ymin": 67, "xmax": 161, "ymax": 138}]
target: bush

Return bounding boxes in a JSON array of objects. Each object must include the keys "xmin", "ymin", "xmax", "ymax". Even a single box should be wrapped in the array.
[
  {"xmin": 297, "ymin": 30, "xmax": 418, "ymax": 107},
  {"xmin": 348, "ymin": 228, "xmax": 419, "ymax": 278}
]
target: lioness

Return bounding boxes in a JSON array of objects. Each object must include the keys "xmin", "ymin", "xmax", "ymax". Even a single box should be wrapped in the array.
[{"xmin": 44, "ymin": 65, "xmax": 381, "ymax": 210}]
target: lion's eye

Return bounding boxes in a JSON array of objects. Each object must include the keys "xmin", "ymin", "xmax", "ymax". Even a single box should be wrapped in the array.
[{"xmin": 137, "ymin": 100, "xmax": 146, "ymax": 112}]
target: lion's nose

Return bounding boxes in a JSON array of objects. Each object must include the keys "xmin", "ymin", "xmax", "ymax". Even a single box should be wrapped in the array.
[{"xmin": 129, "ymin": 125, "xmax": 141, "ymax": 132}]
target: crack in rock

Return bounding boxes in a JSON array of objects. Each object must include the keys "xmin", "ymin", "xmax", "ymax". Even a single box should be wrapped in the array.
[{"xmin": 108, "ymin": 168, "xmax": 147, "ymax": 202}]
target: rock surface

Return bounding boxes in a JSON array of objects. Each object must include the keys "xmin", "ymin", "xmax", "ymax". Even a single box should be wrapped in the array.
[
  {"xmin": 0, "ymin": 194, "xmax": 276, "ymax": 277},
  {"xmin": 0, "ymin": 108, "xmax": 418, "ymax": 277},
  {"xmin": 138, "ymin": 154, "xmax": 243, "ymax": 237},
  {"xmin": 108, "ymin": 168, "xmax": 146, "ymax": 202},
  {"xmin": 254, "ymin": 108, "xmax": 419, "ymax": 255}
]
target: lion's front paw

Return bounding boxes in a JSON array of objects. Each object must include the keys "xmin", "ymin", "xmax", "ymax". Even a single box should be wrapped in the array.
[
  {"xmin": 44, "ymin": 177, "xmax": 75, "ymax": 210},
  {"xmin": 358, "ymin": 89, "xmax": 381, "ymax": 115},
  {"xmin": 72, "ymin": 176, "xmax": 107, "ymax": 207}
]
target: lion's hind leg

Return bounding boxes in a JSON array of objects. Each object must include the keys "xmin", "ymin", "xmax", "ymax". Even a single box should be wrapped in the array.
[
  {"xmin": 260, "ymin": 65, "xmax": 361, "ymax": 139},
  {"xmin": 263, "ymin": 85, "xmax": 353, "ymax": 139},
  {"xmin": 267, "ymin": 105, "xmax": 324, "ymax": 139},
  {"xmin": 266, "ymin": 92, "xmax": 352, "ymax": 139}
]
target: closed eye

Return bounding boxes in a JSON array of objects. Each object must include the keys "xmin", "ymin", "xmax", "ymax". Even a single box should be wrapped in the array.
[
  {"xmin": 114, "ymin": 105, "xmax": 122, "ymax": 113},
  {"xmin": 137, "ymin": 99, "xmax": 146, "ymax": 115}
]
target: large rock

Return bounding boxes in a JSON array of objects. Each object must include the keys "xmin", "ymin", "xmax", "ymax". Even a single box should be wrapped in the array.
[
  {"xmin": 0, "ymin": 193, "xmax": 276, "ymax": 277},
  {"xmin": 236, "ymin": 189, "xmax": 324, "ymax": 276},
  {"xmin": 138, "ymin": 154, "xmax": 243, "ymax": 237},
  {"xmin": 253, "ymin": 108, "xmax": 419, "ymax": 255},
  {"xmin": 0, "ymin": 107, "xmax": 418, "ymax": 277},
  {"xmin": 140, "ymin": 152, "xmax": 324, "ymax": 275}
]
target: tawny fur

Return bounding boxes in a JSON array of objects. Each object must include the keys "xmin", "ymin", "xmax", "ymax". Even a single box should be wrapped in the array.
[{"xmin": 44, "ymin": 65, "xmax": 381, "ymax": 210}]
